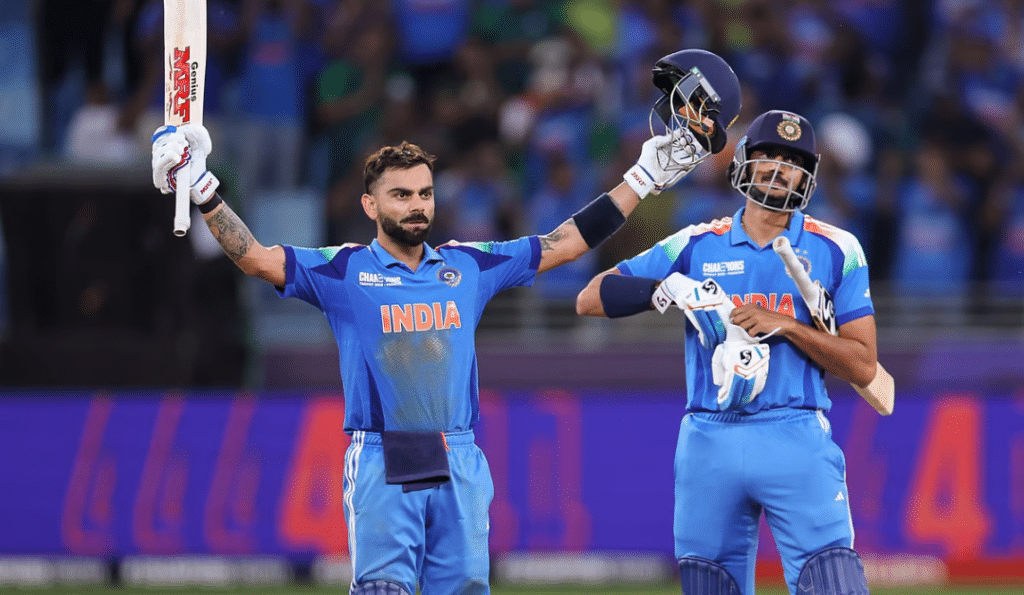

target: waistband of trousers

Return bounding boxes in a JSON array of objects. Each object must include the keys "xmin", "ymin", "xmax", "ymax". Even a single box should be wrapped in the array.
[
  {"xmin": 347, "ymin": 429, "xmax": 476, "ymax": 447},
  {"xmin": 690, "ymin": 407, "xmax": 821, "ymax": 424}
]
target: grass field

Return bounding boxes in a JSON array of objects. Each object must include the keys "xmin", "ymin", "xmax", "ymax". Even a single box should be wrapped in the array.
[{"xmin": 1, "ymin": 585, "xmax": 1021, "ymax": 594}]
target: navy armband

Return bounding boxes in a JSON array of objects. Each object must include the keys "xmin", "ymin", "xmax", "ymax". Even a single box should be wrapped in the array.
[
  {"xmin": 197, "ymin": 192, "xmax": 223, "ymax": 214},
  {"xmin": 571, "ymin": 193, "xmax": 626, "ymax": 248},
  {"xmin": 600, "ymin": 274, "xmax": 659, "ymax": 318}
]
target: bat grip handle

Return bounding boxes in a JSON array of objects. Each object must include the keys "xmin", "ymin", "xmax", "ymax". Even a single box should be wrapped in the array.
[
  {"xmin": 773, "ymin": 238, "xmax": 818, "ymax": 306},
  {"xmin": 173, "ymin": 168, "xmax": 190, "ymax": 236}
]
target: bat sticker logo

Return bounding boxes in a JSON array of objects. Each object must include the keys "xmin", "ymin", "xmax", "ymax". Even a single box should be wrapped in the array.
[{"xmin": 171, "ymin": 47, "xmax": 191, "ymax": 122}]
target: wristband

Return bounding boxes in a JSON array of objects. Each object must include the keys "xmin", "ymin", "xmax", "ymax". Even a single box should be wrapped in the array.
[
  {"xmin": 197, "ymin": 193, "xmax": 223, "ymax": 214},
  {"xmin": 599, "ymin": 274, "xmax": 659, "ymax": 318},
  {"xmin": 571, "ymin": 193, "xmax": 626, "ymax": 248}
]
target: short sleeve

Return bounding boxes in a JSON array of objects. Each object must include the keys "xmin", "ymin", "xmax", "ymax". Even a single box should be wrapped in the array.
[
  {"xmin": 827, "ymin": 231, "xmax": 875, "ymax": 326},
  {"xmin": 617, "ymin": 226, "xmax": 698, "ymax": 279},
  {"xmin": 444, "ymin": 237, "xmax": 541, "ymax": 299},
  {"xmin": 277, "ymin": 245, "xmax": 354, "ymax": 310},
  {"xmin": 834, "ymin": 260, "xmax": 875, "ymax": 326}
]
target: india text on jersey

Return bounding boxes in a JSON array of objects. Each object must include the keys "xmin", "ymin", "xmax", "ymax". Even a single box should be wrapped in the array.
[{"xmin": 380, "ymin": 302, "xmax": 462, "ymax": 333}]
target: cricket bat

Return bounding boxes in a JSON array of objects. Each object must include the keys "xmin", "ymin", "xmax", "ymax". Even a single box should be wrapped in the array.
[
  {"xmin": 164, "ymin": 0, "xmax": 207, "ymax": 236},
  {"xmin": 772, "ymin": 236, "xmax": 895, "ymax": 416}
]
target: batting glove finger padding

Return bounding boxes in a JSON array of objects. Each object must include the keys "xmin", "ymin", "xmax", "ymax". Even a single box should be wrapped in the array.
[
  {"xmin": 812, "ymin": 280, "xmax": 837, "ymax": 335},
  {"xmin": 713, "ymin": 341, "xmax": 771, "ymax": 410},
  {"xmin": 679, "ymin": 278, "xmax": 732, "ymax": 349},
  {"xmin": 178, "ymin": 123, "xmax": 213, "ymax": 155},
  {"xmin": 652, "ymin": 129, "xmax": 707, "ymax": 194},
  {"xmin": 151, "ymin": 124, "xmax": 219, "ymax": 205},
  {"xmin": 151, "ymin": 126, "xmax": 190, "ymax": 194},
  {"xmin": 652, "ymin": 273, "xmax": 733, "ymax": 349},
  {"xmin": 651, "ymin": 272, "xmax": 699, "ymax": 313},
  {"xmin": 624, "ymin": 129, "xmax": 707, "ymax": 198}
]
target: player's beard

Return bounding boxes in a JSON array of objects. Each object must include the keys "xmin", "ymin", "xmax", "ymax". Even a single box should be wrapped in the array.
[{"xmin": 381, "ymin": 212, "xmax": 433, "ymax": 247}]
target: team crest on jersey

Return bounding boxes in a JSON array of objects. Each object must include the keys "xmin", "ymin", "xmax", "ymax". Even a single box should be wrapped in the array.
[
  {"xmin": 777, "ymin": 113, "xmax": 802, "ymax": 141},
  {"xmin": 792, "ymin": 253, "xmax": 812, "ymax": 276},
  {"xmin": 438, "ymin": 266, "xmax": 461, "ymax": 287}
]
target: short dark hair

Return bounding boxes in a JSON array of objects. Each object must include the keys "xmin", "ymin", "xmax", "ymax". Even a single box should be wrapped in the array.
[{"xmin": 363, "ymin": 141, "xmax": 436, "ymax": 193}]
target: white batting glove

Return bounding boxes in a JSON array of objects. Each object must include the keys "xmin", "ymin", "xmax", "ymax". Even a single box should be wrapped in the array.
[
  {"xmin": 650, "ymin": 271, "xmax": 699, "ymax": 313},
  {"xmin": 678, "ymin": 277, "xmax": 733, "ymax": 349},
  {"xmin": 712, "ymin": 341, "xmax": 771, "ymax": 410},
  {"xmin": 151, "ymin": 124, "xmax": 219, "ymax": 205},
  {"xmin": 623, "ymin": 128, "xmax": 707, "ymax": 199},
  {"xmin": 652, "ymin": 273, "xmax": 740, "ymax": 349},
  {"xmin": 811, "ymin": 280, "xmax": 838, "ymax": 335}
]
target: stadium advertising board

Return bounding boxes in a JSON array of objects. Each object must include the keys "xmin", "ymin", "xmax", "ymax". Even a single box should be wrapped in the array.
[{"xmin": 0, "ymin": 390, "xmax": 1021, "ymax": 584}]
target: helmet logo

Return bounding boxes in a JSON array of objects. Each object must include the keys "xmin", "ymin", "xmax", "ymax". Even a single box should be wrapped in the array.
[
  {"xmin": 777, "ymin": 114, "xmax": 802, "ymax": 141},
  {"xmin": 777, "ymin": 120, "xmax": 802, "ymax": 141},
  {"xmin": 778, "ymin": 113, "xmax": 802, "ymax": 141}
]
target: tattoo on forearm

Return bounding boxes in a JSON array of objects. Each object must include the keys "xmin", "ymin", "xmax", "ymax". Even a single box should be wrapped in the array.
[
  {"xmin": 207, "ymin": 204, "xmax": 254, "ymax": 263},
  {"xmin": 539, "ymin": 219, "xmax": 577, "ymax": 252}
]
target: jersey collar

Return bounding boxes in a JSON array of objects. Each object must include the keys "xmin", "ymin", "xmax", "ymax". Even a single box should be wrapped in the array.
[
  {"xmin": 369, "ymin": 238, "xmax": 445, "ymax": 270},
  {"xmin": 729, "ymin": 207, "xmax": 806, "ymax": 248}
]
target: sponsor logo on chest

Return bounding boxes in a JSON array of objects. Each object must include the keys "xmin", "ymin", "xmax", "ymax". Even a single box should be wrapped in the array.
[
  {"xmin": 359, "ymin": 271, "xmax": 403, "ymax": 287},
  {"xmin": 703, "ymin": 260, "xmax": 745, "ymax": 276}
]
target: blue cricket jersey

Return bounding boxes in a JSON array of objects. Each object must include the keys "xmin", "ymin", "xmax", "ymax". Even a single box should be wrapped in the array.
[
  {"xmin": 278, "ymin": 237, "xmax": 541, "ymax": 433},
  {"xmin": 618, "ymin": 208, "xmax": 874, "ymax": 413}
]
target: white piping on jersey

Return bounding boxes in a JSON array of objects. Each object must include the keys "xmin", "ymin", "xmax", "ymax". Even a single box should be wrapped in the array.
[
  {"xmin": 816, "ymin": 410, "xmax": 831, "ymax": 434},
  {"xmin": 844, "ymin": 469, "xmax": 855, "ymax": 548},
  {"xmin": 816, "ymin": 410, "xmax": 853, "ymax": 545},
  {"xmin": 344, "ymin": 430, "xmax": 365, "ymax": 589}
]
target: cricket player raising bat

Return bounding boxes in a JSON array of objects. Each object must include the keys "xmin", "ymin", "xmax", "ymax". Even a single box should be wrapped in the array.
[
  {"xmin": 148, "ymin": 47, "xmax": 725, "ymax": 594},
  {"xmin": 577, "ymin": 108, "xmax": 883, "ymax": 595}
]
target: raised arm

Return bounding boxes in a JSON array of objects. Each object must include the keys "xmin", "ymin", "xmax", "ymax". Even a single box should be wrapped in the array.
[
  {"xmin": 537, "ymin": 130, "xmax": 704, "ymax": 274},
  {"xmin": 152, "ymin": 124, "xmax": 287, "ymax": 287},
  {"xmin": 201, "ymin": 198, "xmax": 287, "ymax": 286},
  {"xmin": 536, "ymin": 184, "xmax": 638, "ymax": 274}
]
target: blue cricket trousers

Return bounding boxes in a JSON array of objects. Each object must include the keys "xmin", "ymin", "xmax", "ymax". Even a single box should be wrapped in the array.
[
  {"xmin": 343, "ymin": 430, "xmax": 493, "ymax": 595},
  {"xmin": 674, "ymin": 408, "xmax": 855, "ymax": 595}
]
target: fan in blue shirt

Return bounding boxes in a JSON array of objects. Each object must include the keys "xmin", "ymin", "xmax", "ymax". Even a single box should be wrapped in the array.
[
  {"xmin": 578, "ymin": 110, "xmax": 879, "ymax": 595},
  {"xmin": 149, "ymin": 47, "xmax": 741, "ymax": 595}
]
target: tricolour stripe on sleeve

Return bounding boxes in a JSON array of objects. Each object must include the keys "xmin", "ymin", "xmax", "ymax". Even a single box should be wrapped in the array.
[
  {"xmin": 658, "ymin": 217, "xmax": 733, "ymax": 261},
  {"xmin": 803, "ymin": 216, "xmax": 867, "ymax": 277}
]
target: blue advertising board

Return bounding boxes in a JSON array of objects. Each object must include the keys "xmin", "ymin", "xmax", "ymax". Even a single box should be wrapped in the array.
[{"xmin": 1, "ymin": 388, "xmax": 1022, "ymax": 574}]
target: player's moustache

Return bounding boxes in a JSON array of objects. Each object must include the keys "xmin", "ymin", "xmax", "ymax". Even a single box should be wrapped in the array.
[
  {"xmin": 402, "ymin": 214, "xmax": 430, "ymax": 224},
  {"xmin": 760, "ymin": 172, "xmax": 789, "ymax": 185}
]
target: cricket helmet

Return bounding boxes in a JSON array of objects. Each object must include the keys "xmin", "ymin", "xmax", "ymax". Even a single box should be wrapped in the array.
[
  {"xmin": 650, "ymin": 48, "xmax": 741, "ymax": 158},
  {"xmin": 728, "ymin": 110, "xmax": 820, "ymax": 212}
]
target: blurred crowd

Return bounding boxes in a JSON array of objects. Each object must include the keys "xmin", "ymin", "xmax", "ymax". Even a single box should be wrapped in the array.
[{"xmin": 24, "ymin": 0, "xmax": 1024, "ymax": 311}]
